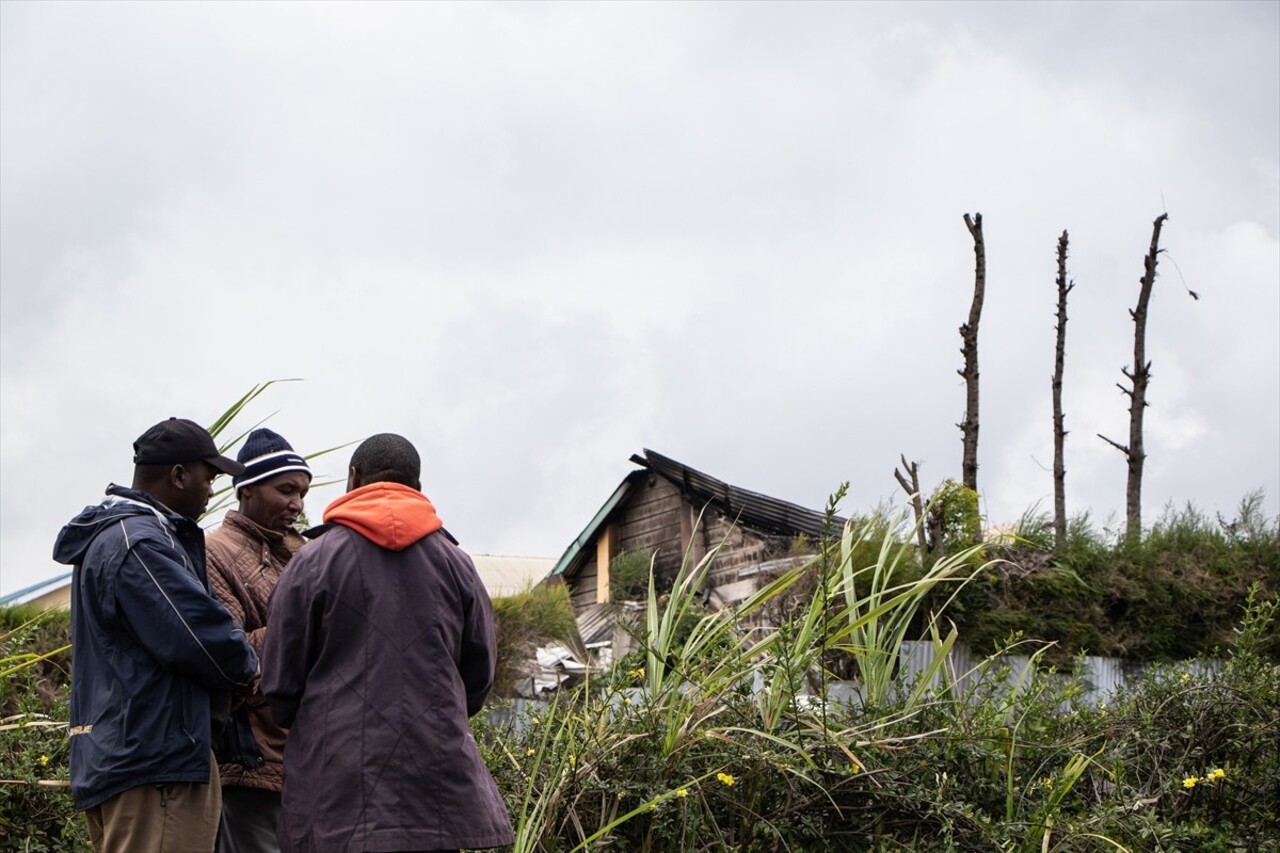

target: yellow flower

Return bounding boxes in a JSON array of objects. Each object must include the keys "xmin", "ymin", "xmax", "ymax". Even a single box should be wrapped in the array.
[
  {"xmin": 568, "ymin": 754, "xmax": 577, "ymax": 768},
  {"xmin": 38, "ymin": 755, "xmax": 49, "ymax": 766},
  {"xmin": 1180, "ymin": 672, "xmax": 1192, "ymax": 683},
  {"xmin": 676, "ymin": 788, "xmax": 689, "ymax": 798},
  {"xmin": 1042, "ymin": 777, "xmax": 1054, "ymax": 791},
  {"xmin": 1183, "ymin": 776, "xmax": 1200, "ymax": 789},
  {"xmin": 628, "ymin": 668, "xmax": 645, "ymax": 679},
  {"xmin": 525, "ymin": 748, "xmax": 536, "ymax": 757},
  {"xmin": 1207, "ymin": 768, "xmax": 1226, "ymax": 782},
  {"xmin": 717, "ymin": 772, "xmax": 735, "ymax": 787}
]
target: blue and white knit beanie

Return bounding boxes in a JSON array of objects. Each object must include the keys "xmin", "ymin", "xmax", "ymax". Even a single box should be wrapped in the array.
[{"xmin": 233, "ymin": 428, "xmax": 312, "ymax": 492}]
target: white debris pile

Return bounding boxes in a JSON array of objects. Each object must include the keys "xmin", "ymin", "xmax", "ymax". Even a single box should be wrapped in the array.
[{"xmin": 512, "ymin": 642, "xmax": 590, "ymax": 698}]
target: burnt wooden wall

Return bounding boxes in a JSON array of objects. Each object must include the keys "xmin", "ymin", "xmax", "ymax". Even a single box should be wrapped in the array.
[
  {"xmin": 566, "ymin": 474, "xmax": 685, "ymax": 612},
  {"xmin": 566, "ymin": 472, "xmax": 803, "ymax": 613},
  {"xmin": 618, "ymin": 475, "xmax": 685, "ymax": 581},
  {"xmin": 569, "ymin": 555, "xmax": 599, "ymax": 611},
  {"xmin": 700, "ymin": 514, "xmax": 789, "ymax": 579}
]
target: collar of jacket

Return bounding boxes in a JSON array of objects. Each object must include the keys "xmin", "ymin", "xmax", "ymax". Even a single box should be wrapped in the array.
[
  {"xmin": 104, "ymin": 483, "xmax": 191, "ymax": 531},
  {"xmin": 221, "ymin": 509, "xmax": 305, "ymax": 561}
]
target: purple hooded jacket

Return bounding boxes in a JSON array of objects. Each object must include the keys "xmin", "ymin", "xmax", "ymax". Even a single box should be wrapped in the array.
[{"xmin": 262, "ymin": 483, "xmax": 513, "ymax": 852}]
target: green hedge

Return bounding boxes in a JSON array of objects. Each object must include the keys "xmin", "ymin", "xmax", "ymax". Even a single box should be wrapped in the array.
[
  {"xmin": 1, "ymin": 607, "xmax": 85, "ymax": 852},
  {"xmin": 2, "ymin": 495, "xmax": 1276, "ymax": 851},
  {"xmin": 472, "ymin": 589, "xmax": 1280, "ymax": 850},
  {"xmin": 941, "ymin": 496, "xmax": 1280, "ymax": 663}
]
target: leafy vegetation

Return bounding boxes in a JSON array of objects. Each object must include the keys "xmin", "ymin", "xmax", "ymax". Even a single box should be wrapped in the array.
[
  {"xmin": 929, "ymin": 479, "xmax": 983, "ymax": 551},
  {"xmin": 948, "ymin": 491, "xmax": 1280, "ymax": 664},
  {"xmin": 470, "ymin": 499, "xmax": 1280, "ymax": 851},
  {"xmin": 3, "ymin": 486, "xmax": 1277, "ymax": 851},
  {"xmin": 492, "ymin": 582, "xmax": 582, "ymax": 697},
  {"xmin": 608, "ymin": 550, "xmax": 654, "ymax": 602},
  {"xmin": 0, "ymin": 607, "xmax": 84, "ymax": 852}
]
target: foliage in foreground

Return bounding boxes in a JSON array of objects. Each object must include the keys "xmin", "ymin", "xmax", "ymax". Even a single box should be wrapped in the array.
[
  {"xmin": 0, "ymin": 606, "xmax": 85, "ymax": 852},
  {"xmin": 473, "ymin": 508, "xmax": 1280, "ymax": 852},
  {"xmin": 3, "ymin": 493, "xmax": 1278, "ymax": 851}
]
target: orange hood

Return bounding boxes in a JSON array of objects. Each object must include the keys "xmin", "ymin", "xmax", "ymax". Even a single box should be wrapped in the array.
[{"xmin": 323, "ymin": 482, "xmax": 443, "ymax": 551}]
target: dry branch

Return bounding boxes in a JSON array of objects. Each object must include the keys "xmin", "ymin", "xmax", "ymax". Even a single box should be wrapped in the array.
[
  {"xmin": 1052, "ymin": 229, "xmax": 1073, "ymax": 552},
  {"xmin": 959, "ymin": 212, "xmax": 985, "ymax": 496},
  {"xmin": 1100, "ymin": 213, "xmax": 1168, "ymax": 543},
  {"xmin": 893, "ymin": 455, "xmax": 929, "ymax": 559}
]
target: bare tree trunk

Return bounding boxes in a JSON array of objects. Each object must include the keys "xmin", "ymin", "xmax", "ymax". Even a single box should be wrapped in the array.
[
  {"xmin": 1052, "ymin": 230, "xmax": 1073, "ymax": 553},
  {"xmin": 959, "ymin": 213, "xmax": 985, "ymax": 496},
  {"xmin": 894, "ymin": 455, "xmax": 930, "ymax": 562},
  {"xmin": 1099, "ymin": 213, "xmax": 1168, "ymax": 544}
]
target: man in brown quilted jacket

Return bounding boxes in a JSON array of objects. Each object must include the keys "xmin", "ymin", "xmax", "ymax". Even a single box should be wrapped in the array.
[{"xmin": 207, "ymin": 428, "xmax": 311, "ymax": 853}]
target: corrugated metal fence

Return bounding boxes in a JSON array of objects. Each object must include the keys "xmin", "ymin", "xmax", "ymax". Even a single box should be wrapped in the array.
[
  {"xmin": 486, "ymin": 643, "xmax": 1222, "ymax": 730},
  {"xmin": 891, "ymin": 640, "xmax": 1219, "ymax": 708}
]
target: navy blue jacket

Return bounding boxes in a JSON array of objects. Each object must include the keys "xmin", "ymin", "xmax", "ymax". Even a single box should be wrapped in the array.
[{"xmin": 53, "ymin": 485, "xmax": 259, "ymax": 811}]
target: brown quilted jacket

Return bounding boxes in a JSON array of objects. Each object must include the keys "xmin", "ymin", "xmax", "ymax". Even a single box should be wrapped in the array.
[{"xmin": 206, "ymin": 510, "xmax": 305, "ymax": 792}]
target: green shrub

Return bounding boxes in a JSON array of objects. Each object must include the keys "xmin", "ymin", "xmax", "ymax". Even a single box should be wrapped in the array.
[
  {"xmin": 946, "ymin": 494, "xmax": 1280, "ymax": 664},
  {"xmin": 6, "ymin": 485, "xmax": 1277, "ymax": 852},
  {"xmin": 472, "ymin": 504, "xmax": 1280, "ymax": 852},
  {"xmin": 608, "ymin": 549, "xmax": 653, "ymax": 602},
  {"xmin": 1, "ymin": 606, "xmax": 87, "ymax": 852},
  {"xmin": 931, "ymin": 479, "xmax": 982, "ymax": 554},
  {"xmin": 491, "ymin": 582, "xmax": 582, "ymax": 699}
]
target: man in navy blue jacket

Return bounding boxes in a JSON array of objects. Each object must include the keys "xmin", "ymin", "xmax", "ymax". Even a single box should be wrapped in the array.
[{"xmin": 54, "ymin": 418, "xmax": 260, "ymax": 852}]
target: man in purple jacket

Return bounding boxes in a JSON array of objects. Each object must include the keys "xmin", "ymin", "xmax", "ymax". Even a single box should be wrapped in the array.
[{"xmin": 262, "ymin": 434, "xmax": 513, "ymax": 853}]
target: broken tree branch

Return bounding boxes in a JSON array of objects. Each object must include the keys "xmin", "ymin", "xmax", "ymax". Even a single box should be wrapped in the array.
[
  {"xmin": 893, "ymin": 454, "xmax": 929, "ymax": 560},
  {"xmin": 1097, "ymin": 434, "xmax": 1130, "ymax": 455}
]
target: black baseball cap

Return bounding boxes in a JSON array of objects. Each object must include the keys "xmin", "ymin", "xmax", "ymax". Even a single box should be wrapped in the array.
[{"xmin": 132, "ymin": 418, "xmax": 245, "ymax": 476}]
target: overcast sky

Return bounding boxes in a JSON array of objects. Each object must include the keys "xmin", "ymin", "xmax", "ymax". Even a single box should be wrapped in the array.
[{"xmin": 2, "ymin": 1, "xmax": 1277, "ymax": 597}]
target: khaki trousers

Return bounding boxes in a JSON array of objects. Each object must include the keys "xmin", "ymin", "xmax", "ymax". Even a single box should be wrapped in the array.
[{"xmin": 85, "ymin": 753, "xmax": 221, "ymax": 853}]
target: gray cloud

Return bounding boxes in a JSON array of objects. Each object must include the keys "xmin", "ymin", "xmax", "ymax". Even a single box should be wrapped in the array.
[{"xmin": 2, "ymin": 2, "xmax": 1276, "ymax": 595}]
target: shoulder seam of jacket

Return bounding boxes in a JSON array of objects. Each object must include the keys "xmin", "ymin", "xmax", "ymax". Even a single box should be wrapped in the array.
[{"xmin": 129, "ymin": 525, "xmax": 250, "ymax": 688}]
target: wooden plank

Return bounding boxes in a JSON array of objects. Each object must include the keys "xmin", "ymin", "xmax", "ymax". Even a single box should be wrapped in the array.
[
  {"xmin": 596, "ymin": 524, "xmax": 618, "ymax": 605},
  {"xmin": 624, "ymin": 515, "xmax": 680, "ymax": 536},
  {"xmin": 570, "ymin": 555, "xmax": 600, "ymax": 610}
]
